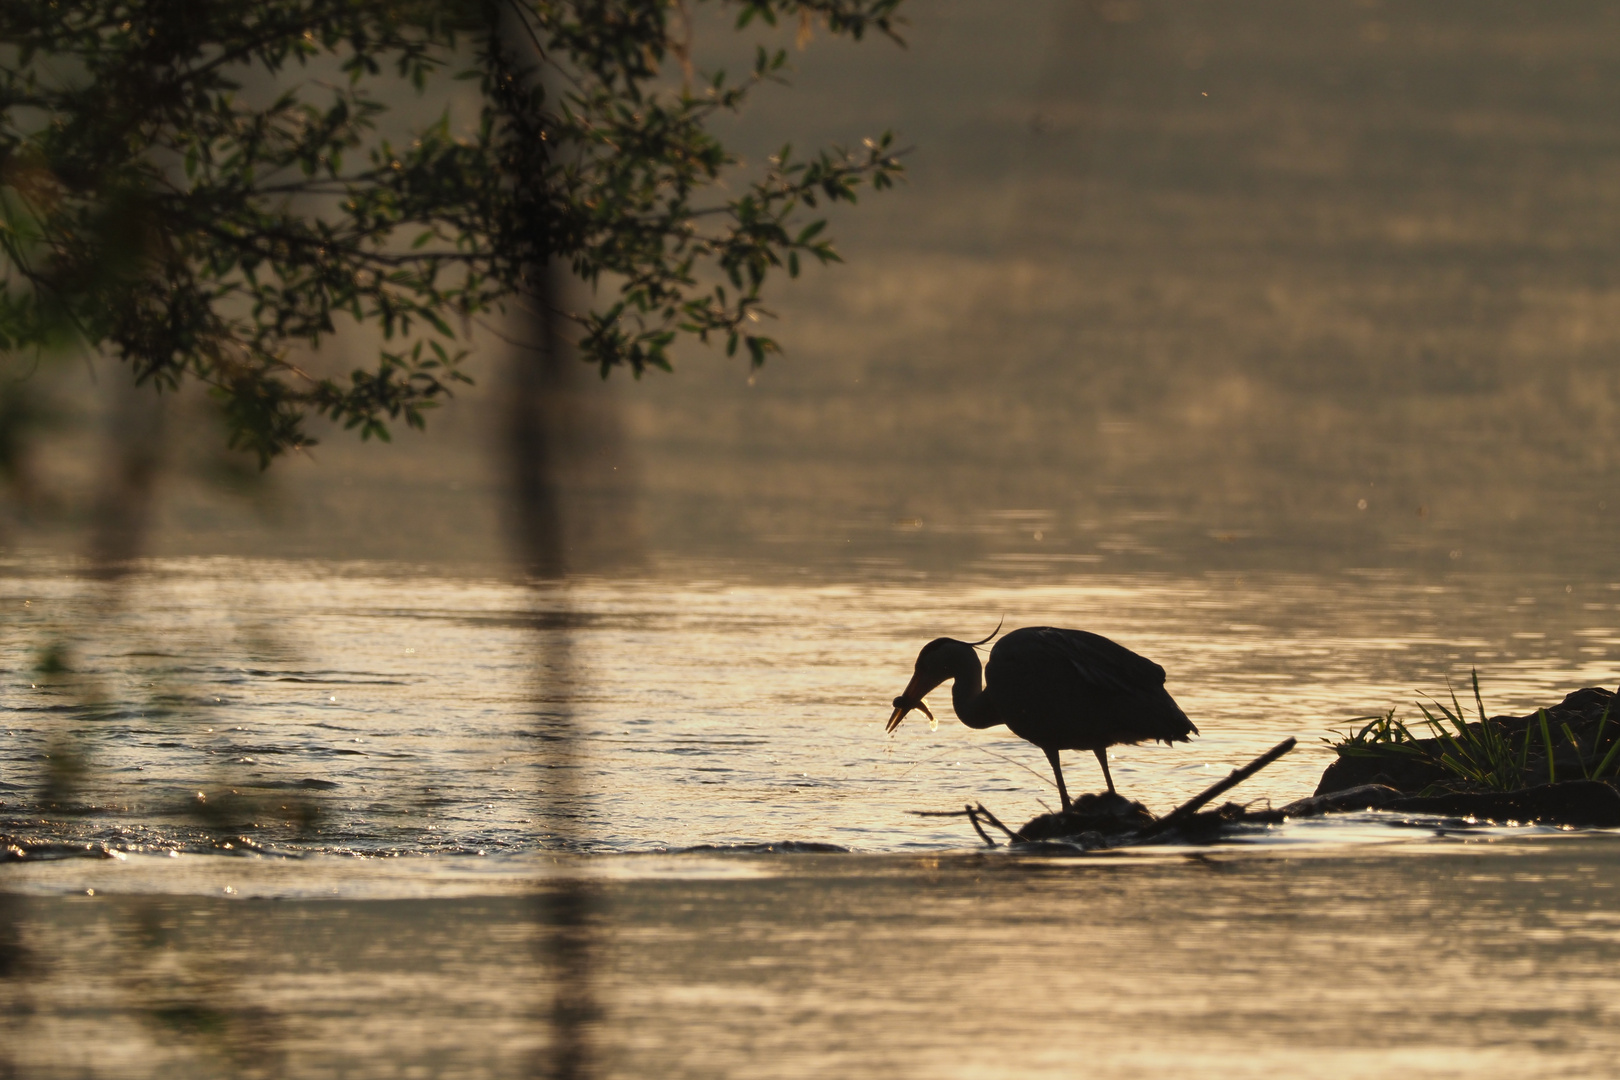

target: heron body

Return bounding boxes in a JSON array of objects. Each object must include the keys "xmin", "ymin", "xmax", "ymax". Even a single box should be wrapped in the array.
[{"xmin": 886, "ymin": 626, "xmax": 1198, "ymax": 809}]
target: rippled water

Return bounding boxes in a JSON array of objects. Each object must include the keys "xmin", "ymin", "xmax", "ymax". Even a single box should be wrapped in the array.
[
  {"xmin": 8, "ymin": 558, "xmax": 1620, "ymax": 1077},
  {"xmin": 5, "ymin": 556, "xmax": 1619, "ymax": 860},
  {"xmin": 9, "ymin": 839, "xmax": 1620, "ymax": 1079},
  {"xmin": 11, "ymin": 2, "xmax": 1620, "ymax": 1074}
]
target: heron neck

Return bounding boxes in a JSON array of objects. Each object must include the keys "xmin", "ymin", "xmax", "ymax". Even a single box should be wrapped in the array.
[{"xmin": 948, "ymin": 646, "xmax": 998, "ymax": 728}]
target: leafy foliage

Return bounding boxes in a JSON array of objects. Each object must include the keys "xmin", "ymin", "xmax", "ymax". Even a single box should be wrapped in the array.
[
  {"xmin": 1324, "ymin": 707, "xmax": 1417, "ymax": 754},
  {"xmin": 0, "ymin": 0, "xmax": 905, "ymax": 464},
  {"xmin": 1413, "ymin": 674, "xmax": 1526, "ymax": 792},
  {"xmin": 1326, "ymin": 671, "xmax": 1620, "ymax": 791}
]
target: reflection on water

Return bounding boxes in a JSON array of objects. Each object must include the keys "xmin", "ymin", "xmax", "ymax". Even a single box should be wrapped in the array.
[
  {"xmin": 10, "ymin": 2, "xmax": 1620, "ymax": 1074},
  {"xmin": 8, "ymin": 557, "xmax": 1620, "ymax": 1074},
  {"xmin": 8, "ymin": 841, "xmax": 1620, "ymax": 1078},
  {"xmin": 12, "ymin": 3, "xmax": 1620, "ymax": 583},
  {"xmin": 4, "ymin": 557, "xmax": 1619, "ymax": 857}
]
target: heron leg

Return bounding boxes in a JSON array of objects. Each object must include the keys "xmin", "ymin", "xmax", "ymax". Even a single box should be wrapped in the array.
[
  {"xmin": 1043, "ymin": 747, "xmax": 1071, "ymax": 811},
  {"xmin": 1094, "ymin": 748, "xmax": 1116, "ymax": 796}
]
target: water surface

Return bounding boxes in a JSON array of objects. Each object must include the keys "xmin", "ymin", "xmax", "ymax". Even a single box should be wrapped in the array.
[
  {"xmin": 5, "ymin": 557, "xmax": 1618, "ymax": 859},
  {"xmin": 7, "ymin": 558, "xmax": 1620, "ymax": 1078},
  {"xmin": 8, "ymin": 839, "xmax": 1620, "ymax": 1079}
]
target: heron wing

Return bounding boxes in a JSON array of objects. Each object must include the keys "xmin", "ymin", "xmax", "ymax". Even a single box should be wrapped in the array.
[
  {"xmin": 986, "ymin": 626, "xmax": 1195, "ymax": 749},
  {"xmin": 991, "ymin": 626, "xmax": 1166, "ymax": 697}
]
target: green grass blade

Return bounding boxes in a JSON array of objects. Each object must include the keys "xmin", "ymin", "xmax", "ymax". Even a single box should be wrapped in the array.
[
  {"xmin": 1419, "ymin": 704, "xmax": 1469, "ymax": 766},
  {"xmin": 1438, "ymin": 754, "xmax": 1486, "ymax": 785},
  {"xmin": 1593, "ymin": 730, "xmax": 1620, "ymax": 781},
  {"xmin": 1447, "ymin": 683, "xmax": 1470, "ymax": 739},
  {"xmin": 1326, "ymin": 709, "xmax": 1414, "ymax": 752},
  {"xmin": 1561, "ymin": 722, "xmax": 1589, "ymax": 780},
  {"xmin": 1470, "ymin": 668, "xmax": 1515, "ymax": 778},
  {"xmin": 1540, "ymin": 709, "xmax": 1557, "ymax": 784},
  {"xmin": 1440, "ymin": 730, "xmax": 1478, "ymax": 773}
]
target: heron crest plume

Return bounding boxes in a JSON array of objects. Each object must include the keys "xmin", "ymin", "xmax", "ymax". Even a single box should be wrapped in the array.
[{"xmin": 968, "ymin": 618, "xmax": 1005, "ymax": 651}]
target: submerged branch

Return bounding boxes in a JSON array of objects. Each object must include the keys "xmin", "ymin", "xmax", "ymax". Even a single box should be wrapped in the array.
[
  {"xmin": 1136, "ymin": 738, "xmax": 1297, "ymax": 841},
  {"xmin": 910, "ymin": 802, "xmax": 1027, "ymax": 847}
]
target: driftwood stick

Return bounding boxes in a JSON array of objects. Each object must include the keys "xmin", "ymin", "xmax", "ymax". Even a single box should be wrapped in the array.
[
  {"xmin": 1136, "ymin": 737, "xmax": 1297, "ymax": 840},
  {"xmin": 972, "ymin": 802, "xmax": 1027, "ymax": 843},
  {"xmin": 908, "ymin": 806, "xmax": 1002, "ymax": 847},
  {"xmin": 964, "ymin": 804, "xmax": 998, "ymax": 848}
]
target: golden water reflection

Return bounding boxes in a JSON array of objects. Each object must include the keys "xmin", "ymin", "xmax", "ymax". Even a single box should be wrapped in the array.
[{"xmin": 7, "ymin": 840, "xmax": 1620, "ymax": 1078}]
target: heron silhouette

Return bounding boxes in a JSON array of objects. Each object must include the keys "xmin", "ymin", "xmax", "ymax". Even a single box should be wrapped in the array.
[{"xmin": 886, "ymin": 625, "xmax": 1197, "ymax": 809}]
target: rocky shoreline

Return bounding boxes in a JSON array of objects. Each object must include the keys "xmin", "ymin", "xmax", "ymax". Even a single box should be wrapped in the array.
[{"xmin": 953, "ymin": 687, "xmax": 1620, "ymax": 851}]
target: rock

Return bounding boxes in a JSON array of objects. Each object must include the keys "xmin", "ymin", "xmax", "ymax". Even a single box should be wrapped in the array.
[
  {"xmin": 673, "ymin": 841, "xmax": 852, "ymax": 854},
  {"xmin": 1018, "ymin": 792, "xmax": 1155, "ymax": 842},
  {"xmin": 1316, "ymin": 686, "xmax": 1620, "ymax": 797},
  {"xmin": 1383, "ymin": 780, "xmax": 1620, "ymax": 828},
  {"xmin": 1314, "ymin": 754, "xmax": 1446, "ymax": 797},
  {"xmin": 1276, "ymin": 784, "xmax": 1404, "ymax": 818}
]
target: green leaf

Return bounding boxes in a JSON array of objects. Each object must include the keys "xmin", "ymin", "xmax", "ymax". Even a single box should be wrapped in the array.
[
  {"xmin": 0, "ymin": 0, "xmax": 903, "ymax": 466},
  {"xmin": 1541, "ymin": 709, "xmax": 1556, "ymax": 784}
]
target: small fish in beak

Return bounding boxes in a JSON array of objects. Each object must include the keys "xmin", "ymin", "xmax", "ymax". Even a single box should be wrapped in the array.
[{"xmin": 886, "ymin": 680, "xmax": 936, "ymax": 734}]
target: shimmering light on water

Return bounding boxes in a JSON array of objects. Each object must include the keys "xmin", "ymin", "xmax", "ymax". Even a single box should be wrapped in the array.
[
  {"xmin": 7, "ymin": 560, "xmax": 1620, "ymax": 1079},
  {"xmin": 4, "ymin": 557, "xmax": 1618, "ymax": 857},
  {"xmin": 9, "ymin": 2, "xmax": 1620, "ymax": 1075},
  {"xmin": 8, "ymin": 840, "xmax": 1620, "ymax": 1079}
]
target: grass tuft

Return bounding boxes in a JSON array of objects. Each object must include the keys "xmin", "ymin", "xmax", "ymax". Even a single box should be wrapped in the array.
[{"xmin": 1329, "ymin": 671, "xmax": 1620, "ymax": 792}]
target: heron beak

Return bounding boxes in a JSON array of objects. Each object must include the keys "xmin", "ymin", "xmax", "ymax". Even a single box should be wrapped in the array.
[{"xmin": 885, "ymin": 676, "xmax": 936, "ymax": 733}]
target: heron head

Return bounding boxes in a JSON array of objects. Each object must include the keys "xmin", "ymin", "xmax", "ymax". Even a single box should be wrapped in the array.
[
  {"xmin": 885, "ymin": 623, "xmax": 1003, "ymax": 734},
  {"xmin": 884, "ymin": 637, "xmax": 955, "ymax": 733}
]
